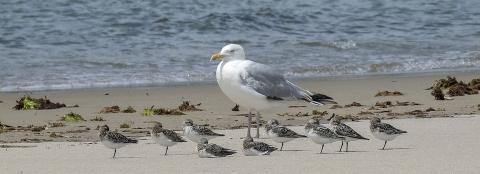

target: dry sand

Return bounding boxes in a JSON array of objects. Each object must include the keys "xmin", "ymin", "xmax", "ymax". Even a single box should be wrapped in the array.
[
  {"xmin": 1, "ymin": 73, "xmax": 480, "ymax": 173},
  {"xmin": 1, "ymin": 115, "xmax": 479, "ymax": 173}
]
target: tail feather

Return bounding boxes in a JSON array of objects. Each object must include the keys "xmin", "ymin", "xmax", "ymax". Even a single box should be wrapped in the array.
[
  {"xmin": 128, "ymin": 139, "xmax": 138, "ymax": 143},
  {"xmin": 307, "ymin": 93, "xmax": 337, "ymax": 105}
]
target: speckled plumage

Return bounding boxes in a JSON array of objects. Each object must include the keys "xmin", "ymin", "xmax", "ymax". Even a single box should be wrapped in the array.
[
  {"xmin": 196, "ymin": 138, "xmax": 236, "ymax": 158},
  {"xmin": 98, "ymin": 124, "xmax": 138, "ymax": 158},
  {"xmin": 370, "ymin": 117, "xmax": 407, "ymax": 150},
  {"xmin": 182, "ymin": 119, "xmax": 224, "ymax": 142},
  {"xmin": 243, "ymin": 136, "xmax": 277, "ymax": 156},
  {"xmin": 305, "ymin": 119, "xmax": 345, "ymax": 153},
  {"xmin": 265, "ymin": 119, "xmax": 306, "ymax": 151},
  {"xmin": 329, "ymin": 114, "xmax": 369, "ymax": 152},
  {"xmin": 150, "ymin": 121, "xmax": 187, "ymax": 155}
]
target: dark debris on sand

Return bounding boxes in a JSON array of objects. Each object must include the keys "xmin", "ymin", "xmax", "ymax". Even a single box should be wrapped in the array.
[
  {"xmin": 12, "ymin": 95, "xmax": 67, "ymax": 110},
  {"xmin": 427, "ymin": 76, "xmax": 480, "ymax": 98},
  {"xmin": 374, "ymin": 91, "xmax": 404, "ymax": 97},
  {"xmin": 232, "ymin": 104, "xmax": 240, "ymax": 111},
  {"xmin": 178, "ymin": 101, "xmax": 203, "ymax": 111}
]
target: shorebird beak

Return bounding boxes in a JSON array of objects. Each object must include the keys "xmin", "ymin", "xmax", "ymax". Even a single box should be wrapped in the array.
[
  {"xmin": 327, "ymin": 114, "xmax": 335, "ymax": 121},
  {"xmin": 210, "ymin": 53, "xmax": 224, "ymax": 61}
]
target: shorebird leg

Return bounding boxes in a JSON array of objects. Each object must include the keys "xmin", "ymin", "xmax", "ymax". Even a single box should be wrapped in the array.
[
  {"xmin": 382, "ymin": 141, "xmax": 387, "ymax": 150},
  {"xmin": 255, "ymin": 111, "xmax": 261, "ymax": 138},
  {"xmin": 346, "ymin": 142, "xmax": 349, "ymax": 152},
  {"xmin": 165, "ymin": 146, "xmax": 169, "ymax": 155},
  {"xmin": 339, "ymin": 142, "xmax": 343, "ymax": 152},
  {"xmin": 280, "ymin": 143, "xmax": 284, "ymax": 151},
  {"xmin": 320, "ymin": 144, "xmax": 324, "ymax": 154},
  {"xmin": 113, "ymin": 149, "xmax": 116, "ymax": 158},
  {"xmin": 247, "ymin": 111, "xmax": 252, "ymax": 138}
]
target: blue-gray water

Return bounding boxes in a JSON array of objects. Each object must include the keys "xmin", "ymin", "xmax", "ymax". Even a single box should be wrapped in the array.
[{"xmin": 1, "ymin": 0, "xmax": 479, "ymax": 92}]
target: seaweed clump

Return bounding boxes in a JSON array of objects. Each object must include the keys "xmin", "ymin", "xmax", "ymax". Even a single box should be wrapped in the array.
[
  {"xmin": 122, "ymin": 106, "xmax": 136, "ymax": 113},
  {"xmin": 141, "ymin": 105, "xmax": 185, "ymax": 116},
  {"xmin": 60, "ymin": 112, "xmax": 85, "ymax": 122},
  {"xmin": 178, "ymin": 101, "xmax": 203, "ymax": 111},
  {"xmin": 12, "ymin": 95, "xmax": 66, "ymax": 110},
  {"xmin": 427, "ymin": 76, "xmax": 480, "ymax": 97},
  {"xmin": 100, "ymin": 106, "xmax": 120, "ymax": 114},
  {"xmin": 374, "ymin": 91, "xmax": 404, "ymax": 97}
]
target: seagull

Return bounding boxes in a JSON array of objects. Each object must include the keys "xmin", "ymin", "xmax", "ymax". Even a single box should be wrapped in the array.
[
  {"xmin": 304, "ymin": 119, "xmax": 345, "ymax": 154},
  {"xmin": 98, "ymin": 124, "xmax": 138, "ymax": 158},
  {"xmin": 243, "ymin": 136, "xmax": 278, "ymax": 156},
  {"xmin": 211, "ymin": 44, "xmax": 336, "ymax": 138},
  {"xmin": 197, "ymin": 138, "xmax": 237, "ymax": 158},
  {"xmin": 328, "ymin": 114, "xmax": 369, "ymax": 152},
  {"xmin": 150, "ymin": 121, "xmax": 187, "ymax": 155},
  {"xmin": 182, "ymin": 119, "xmax": 225, "ymax": 143},
  {"xmin": 265, "ymin": 119, "xmax": 307, "ymax": 151},
  {"xmin": 370, "ymin": 117, "xmax": 407, "ymax": 150}
]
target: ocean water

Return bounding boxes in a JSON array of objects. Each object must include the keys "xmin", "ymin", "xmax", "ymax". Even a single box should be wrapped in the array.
[{"xmin": 1, "ymin": 0, "xmax": 479, "ymax": 92}]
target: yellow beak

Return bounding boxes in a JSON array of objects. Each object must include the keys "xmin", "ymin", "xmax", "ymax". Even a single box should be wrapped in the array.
[{"xmin": 210, "ymin": 53, "xmax": 224, "ymax": 61}]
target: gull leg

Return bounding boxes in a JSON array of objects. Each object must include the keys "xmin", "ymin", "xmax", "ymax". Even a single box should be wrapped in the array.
[
  {"xmin": 113, "ymin": 149, "xmax": 116, "ymax": 158},
  {"xmin": 339, "ymin": 142, "xmax": 343, "ymax": 152},
  {"xmin": 346, "ymin": 142, "xmax": 349, "ymax": 152},
  {"xmin": 255, "ymin": 111, "xmax": 261, "ymax": 138},
  {"xmin": 280, "ymin": 143, "xmax": 284, "ymax": 151},
  {"xmin": 320, "ymin": 144, "xmax": 324, "ymax": 154},
  {"xmin": 382, "ymin": 141, "xmax": 387, "ymax": 150},
  {"xmin": 247, "ymin": 111, "xmax": 252, "ymax": 138},
  {"xmin": 165, "ymin": 146, "xmax": 169, "ymax": 155}
]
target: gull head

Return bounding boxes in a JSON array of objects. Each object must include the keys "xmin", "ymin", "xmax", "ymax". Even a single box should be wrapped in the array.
[{"xmin": 211, "ymin": 44, "xmax": 246, "ymax": 61}]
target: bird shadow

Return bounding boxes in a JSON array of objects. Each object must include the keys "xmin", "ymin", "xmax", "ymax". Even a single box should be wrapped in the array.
[
  {"xmin": 339, "ymin": 150, "xmax": 368, "ymax": 153},
  {"xmin": 278, "ymin": 150, "xmax": 309, "ymax": 152},
  {"xmin": 380, "ymin": 147, "xmax": 411, "ymax": 150},
  {"xmin": 112, "ymin": 157, "xmax": 141, "ymax": 159}
]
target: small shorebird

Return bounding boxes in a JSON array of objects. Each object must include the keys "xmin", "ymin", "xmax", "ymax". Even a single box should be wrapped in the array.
[
  {"xmin": 328, "ymin": 114, "xmax": 369, "ymax": 152},
  {"xmin": 196, "ymin": 138, "xmax": 236, "ymax": 158},
  {"xmin": 150, "ymin": 121, "xmax": 187, "ymax": 155},
  {"xmin": 98, "ymin": 124, "xmax": 138, "ymax": 158},
  {"xmin": 243, "ymin": 136, "xmax": 278, "ymax": 156},
  {"xmin": 182, "ymin": 119, "xmax": 225, "ymax": 143},
  {"xmin": 370, "ymin": 117, "xmax": 407, "ymax": 150},
  {"xmin": 265, "ymin": 119, "xmax": 307, "ymax": 151},
  {"xmin": 304, "ymin": 119, "xmax": 345, "ymax": 154},
  {"xmin": 211, "ymin": 44, "xmax": 336, "ymax": 138}
]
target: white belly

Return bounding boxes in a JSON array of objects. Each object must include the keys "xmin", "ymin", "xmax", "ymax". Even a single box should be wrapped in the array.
[
  {"xmin": 267, "ymin": 130, "xmax": 295, "ymax": 143},
  {"xmin": 371, "ymin": 131, "xmax": 400, "ymax": 141},
  {"xmin": 216, "ymin": 61, "xmax": 274, "ymax": 111},
  {"xmin": 152, "ymin": 133, "xmax": 178, "ymax": 147},
  {"xmin": 243, "ymin": 148, "xmax": 267, "ymax": 156},
  {"xmin": 183, "ymin": 126, "xmax": 216, "ymax": 143},
  {"xmin": 343, "ymin": 136, "xmax": 360, "ymax": 142},
  {"xmin": 306, "ymin": 130, "xmax": 336, "ymax": 145},
  {"xmin": 197, "ymin": 149, "xmax": 217, "ymax": 158},
  {"xmin": 101, "ymin": 140, "xmax": 128, "ymax": 149}
]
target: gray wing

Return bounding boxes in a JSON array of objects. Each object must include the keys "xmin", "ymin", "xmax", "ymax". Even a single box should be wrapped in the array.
[
  {"xmin": 162, "ymin": 129, "xmax": 187, "ymax": 142},
  {"xmin": 240, "ymin": 61, "xmax": 311, "ymax": 101},
  {"xmin": 314, "ymin": 125, "xmax": 345, "ymax": 140},
  {"xmin": 248, "ymin": 142, "xmax": 277, "ymax": 154},
  {"xmin": 105, "ymin": 132, "xmax": 138, "ymax": 143},
  {"xmin": 206, "ymin": 144, "xmax": 236, "ymax": 157},
  {"xmin": 378, "ymin": 123, "xmax": 407, "ymax": 135},
  {"xmin": 273, "ymin": 126, "xmax": 307, "ymax": 138},
  {"xmin": 194, "ymin": 125, "xmax": 225, "ymax": 136},
  {"xmin": 335, "ymin": 124, "xmax": 369, "ymax": 140}
]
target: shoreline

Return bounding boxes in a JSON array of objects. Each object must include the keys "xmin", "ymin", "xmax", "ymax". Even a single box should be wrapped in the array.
[{"xmin": 1, "ymin": 72, "xmax": 479, "ymax": 143}]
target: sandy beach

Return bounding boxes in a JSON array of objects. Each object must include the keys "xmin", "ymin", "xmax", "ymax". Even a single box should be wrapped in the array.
[{"xmin": 0, "ymin": 72, "xmax": 479, "ymax": 173}]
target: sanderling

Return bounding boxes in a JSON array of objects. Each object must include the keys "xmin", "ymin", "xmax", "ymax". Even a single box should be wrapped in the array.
[
  {"xmin": 370, "ymin": 117, "xmax": 407, "ymax": 150},
  {"xmin": 265, "ymin": 119, "xmax": 307, "ymax": 151},
  {"xmin": 182, "ymin": 119, "xmax": 225, "ymax": 143},
  {"xmin": 196, "ymin": 138, "xmax": 236, "ymax": 158},
  {"xmin": 328, "ymin": 114, "xmax": 369, "ymax": 152},
  {"xmin": 150, "ymin": 121, "xmax": 187, "ymax": 155},
  {"xmin": 98, "ymin": 124, "xmax": 138, "ymax": 158},
  {"xmin": 304, "ymin": 119, "xmax": 345, "ymax": 154},
  {"xmin": 243, "ymin": 136, "xmax": 278, "ymax": 156}
]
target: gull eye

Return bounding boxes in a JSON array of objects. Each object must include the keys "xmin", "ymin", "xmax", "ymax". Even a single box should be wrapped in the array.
[{"xmin": 230, "ymin": 50, "xmax": 235, "ymax": 53}]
